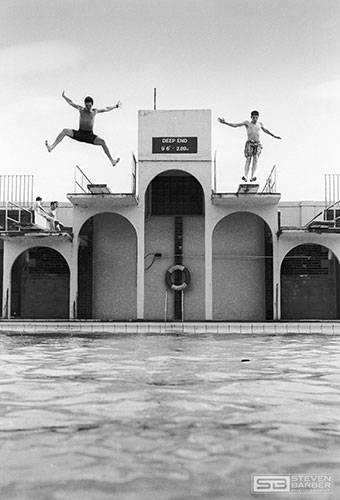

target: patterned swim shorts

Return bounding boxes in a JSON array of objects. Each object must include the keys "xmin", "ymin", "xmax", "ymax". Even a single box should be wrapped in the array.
[
  {"xmin": 72, "ymin": 129, "xmax": 97, "ymax": 144},
  {"xmin": 244, "ymin": 140, "xmax": 263, "ymax": 158}
]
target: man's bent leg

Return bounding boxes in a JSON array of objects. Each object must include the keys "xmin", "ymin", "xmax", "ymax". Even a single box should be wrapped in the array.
[
  {"xmin": 45, "ymin": 129, "xmax": 73, "ymax": 152},
  {"xmin": 94, "ymin": 137, "xmax": 120, "ymax": 166}
]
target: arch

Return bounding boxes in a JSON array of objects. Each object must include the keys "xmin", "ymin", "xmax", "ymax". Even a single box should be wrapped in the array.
[
  {"xmin": 11, "ymin": 246, "xmax": 70, "ymax": 319},
  {"xmin": 281, "ymin": 243, "xmax": 340, "ymax": 319},
  {"xmin": 145, "ymin": 170, "xmax": 205, "ymax": 216},
  {"xmin": 75, "ymin": 206, "xmax": 138, "ymax": 237},
  {"xmin": 143, "ymin": 170, "xmax": 205, "ymax": 321},
  {"xmin": 77, "ymin": 212, "xmax": 137, "ymax": 320},
  {"xmin": 212, "ymin": 211, "xmax": 273, "ymax": 320}
]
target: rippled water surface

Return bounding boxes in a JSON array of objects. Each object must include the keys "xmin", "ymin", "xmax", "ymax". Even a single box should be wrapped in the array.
[{"xmin": 0, "ymin": 332, "xmax": 339, "ymax": 500}]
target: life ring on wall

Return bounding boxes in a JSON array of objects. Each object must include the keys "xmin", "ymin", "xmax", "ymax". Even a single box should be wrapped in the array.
[{"xmin": 165, "ymin": 265, "xmax": 191, "ymax": 291}]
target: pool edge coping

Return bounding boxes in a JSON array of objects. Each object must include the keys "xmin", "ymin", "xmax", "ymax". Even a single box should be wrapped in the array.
[{"xmin": 0, "ymin": 321, "xmax": 339, "ymax": 335}]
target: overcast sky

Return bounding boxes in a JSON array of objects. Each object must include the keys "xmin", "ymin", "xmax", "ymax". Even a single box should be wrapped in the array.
[{"xmin": 1, "ymin": 0, "xmax": 339, "ymax": 202}]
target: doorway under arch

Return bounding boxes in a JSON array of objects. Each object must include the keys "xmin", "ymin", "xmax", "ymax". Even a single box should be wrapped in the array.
[
  {"xmin": 11, "ymin": 246, "xmax": 70, "ymax": 319},
  {"xmin": 281, "ymin": 243, "xmax": 340, "ymax": 319},
  {"xmin": 144, "ymin": 170, "xmax": 205, "ymax": 320},
  {"xmin": 145, "ymin": 170, "xmax": 204, "ymax": 216}
]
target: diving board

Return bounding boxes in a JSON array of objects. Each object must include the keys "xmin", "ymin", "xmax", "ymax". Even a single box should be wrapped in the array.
[
  {"xmin": 237, "ymin": 183, "xmax": 259, "ymax": 194},
  {"xmin": 87, "ymin": 184, "xmax": 112, "ymax": 194}
]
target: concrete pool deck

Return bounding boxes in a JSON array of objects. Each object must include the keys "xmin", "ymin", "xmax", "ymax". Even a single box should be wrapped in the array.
[{"xmin": 0, "ymin": 320, "xmax": 340, "ymax": 335}]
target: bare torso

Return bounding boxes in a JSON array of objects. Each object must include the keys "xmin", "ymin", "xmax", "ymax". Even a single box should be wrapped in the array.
[
  {"xmin": 79, "ymin": 108, "xmax": 98, "ymax": 131},
  {"xmin": 245, "ymin": 121, "xmax": 262, "ymax": 142}
]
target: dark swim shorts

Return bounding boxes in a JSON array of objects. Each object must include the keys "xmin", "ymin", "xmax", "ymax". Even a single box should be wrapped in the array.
[
  {"xmin": 244, "ymin": 140, "xmax": 263, "ymax": 158},
  {"xmin": 72, "ymin": 129, "xmax": 97, "ymax": 144}
]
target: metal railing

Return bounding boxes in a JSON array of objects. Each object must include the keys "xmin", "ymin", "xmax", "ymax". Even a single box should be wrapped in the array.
[
  {"xmin": 262, "ymin": 165, "xmax": 277, "ymax": 193},
  {"xmin": 325, "ymin": 174, "xmax": 340, "ymax": 207},
  {"xmin": 305, "ymin": 199, "xmax": 340, "ymax": 229},
  {"xmin": 304, "ymin": 175, "xmax": 340, "ymax": 229},
  {"xmin": 4, "ymin": 201, "xmax": 34, "ymax": 232},
  {"xmin": 74, "ymin": 165, "xmax": 93, "ymax": 193},
  {"xmin": 0, "ymin": 175, "xmax": 34, "ymax": 207}
]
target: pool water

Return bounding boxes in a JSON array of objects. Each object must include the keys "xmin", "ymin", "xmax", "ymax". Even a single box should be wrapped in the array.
[{"xmin": 0, "ymin": 332, "xmax": 339, "ymax": 499}]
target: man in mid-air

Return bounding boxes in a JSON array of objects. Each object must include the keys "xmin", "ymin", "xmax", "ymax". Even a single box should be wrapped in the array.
[
  {"xmin": 218, "ymin": 110, "xmax": 281, "ymax": 182},
  {"xmin": 45, "ymin": 91, "xmax": 122, "ymax": 167}
]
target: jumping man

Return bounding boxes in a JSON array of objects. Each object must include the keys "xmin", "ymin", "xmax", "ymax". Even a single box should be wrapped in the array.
[
  {"xmin": 218, "ymin": 111, "xmax": 281, "ymax": 182},
  {"xmin": 45, "ymin": 91, "xmax": 122, "ymax": 166}
]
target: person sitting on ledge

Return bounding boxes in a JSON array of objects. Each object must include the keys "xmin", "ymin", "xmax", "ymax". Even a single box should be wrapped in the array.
[
  {"xmin": 218, "ymin": 110, "xmax": 281, "ymax": 183},
  {"xmin": 45, "ymin": 91, "xmax": 122, "ymax": 167}
]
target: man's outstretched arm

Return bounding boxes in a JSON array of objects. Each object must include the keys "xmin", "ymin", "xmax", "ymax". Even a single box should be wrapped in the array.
[
  {"xmin": 218, "ymin": 117, "xmax": 246, "ymax": 128},
  {"xmin": 62, "ymin": 91, "xmax": 82, "ymax": 110},
  {"xmin": 97, "ymin": 100, "xmax": 122, "ymax": 113},
  {"xmin": 261, "ymin": 124, "xmax": 281, "ymax": 139}
]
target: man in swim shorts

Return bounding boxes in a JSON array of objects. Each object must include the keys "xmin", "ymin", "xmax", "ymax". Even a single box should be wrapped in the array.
[
  {"xmin": 218, "ymin": 110, "xmax": 281, "ymax": 182},
  {"xmin": 45, "ymin": 91, "xmax": 122, "ymax": 167}
]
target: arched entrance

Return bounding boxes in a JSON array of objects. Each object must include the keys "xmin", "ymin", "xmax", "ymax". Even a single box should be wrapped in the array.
[
  {"xmin": 212, "ymin": 212, "xmax": 273, "ymax": 320},
  {"xmin": 78, "ymin": 212, "xmax": 137, "ymax": 320},
  {"xmin": 11, "ymin": 247, "xmax": 70, "ymax": 319},
  {"xmin": 281, "ymin": 243, "xmax": 340, "ymax": 319},
  {"xmin": 144, "ymin": 170, "xmax": 205, "ymax": 320}
]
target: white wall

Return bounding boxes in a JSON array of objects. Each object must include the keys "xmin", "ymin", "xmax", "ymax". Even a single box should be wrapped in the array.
[
  {"xmin": 92, "ymin": 213, "xmax": 137, "ymax": 320},
  {"xmin": 212, "ymin": 212, "xmax": 266, "ymax": 320}
]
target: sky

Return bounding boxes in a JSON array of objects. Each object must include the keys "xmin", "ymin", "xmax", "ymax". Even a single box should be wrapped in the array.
[{"xmin": 1, "ymin": 0, "xmax": 340, "ymax": 202}]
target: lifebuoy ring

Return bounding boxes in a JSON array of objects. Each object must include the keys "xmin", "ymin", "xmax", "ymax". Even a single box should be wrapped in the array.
[{"xmin": 165, "ymin": 264, "xmax": 191, "ymax": 291}]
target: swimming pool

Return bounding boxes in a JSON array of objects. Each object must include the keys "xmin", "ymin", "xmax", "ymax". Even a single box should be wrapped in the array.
[{"xmin": 0, "ymin": 332, "xmax": 339, "ymax": 499}]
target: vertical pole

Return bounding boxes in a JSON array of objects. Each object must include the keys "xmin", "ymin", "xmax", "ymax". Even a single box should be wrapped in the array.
[
  {"xmin": 2, "ymin": 242, "xmax": 12, "ymax": 319},
  {"xmin": 153, "ymin": 88, "xmax": 157, "ymax": 110},
  {"xmin": 164, "ymin": 290, "xmax": 168, "ymax": 323},
  {"xmin": 137, "ymin": 213, "xmax": 145, "ymax": 319},
  {"xmin": 275, "ymin": 283, "xmax": 279, "ymax": 320},
  {"xmin": 5, "ymin": 202, "xmax": 8, "ymax": 232},
  {"xmin": 69, "ymin": 235, "xmax": 79, "ymax": 320},
  {"xmin": 174, "ymin": 216, "xmax": 183, "ymax": 320},
  {"xmin": 213, "ymin": 151, "xmax": 217, "ymax": 193}
]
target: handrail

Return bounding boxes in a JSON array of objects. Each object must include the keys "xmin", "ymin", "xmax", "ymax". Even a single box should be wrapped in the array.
[
  {"xmin": 262, "ymin": 165, "xmax": 276, "ymax": 193},
  {"xmin": 74, "ymin": 165, "xmax": 93, "ymax": 193},
  {"xmin": 305, "ymin": 198, "xmax": 340, "ymax": 228},
  {"xmin": 4, "ymin": 201, "xmax": 34, "ymax": 232}
]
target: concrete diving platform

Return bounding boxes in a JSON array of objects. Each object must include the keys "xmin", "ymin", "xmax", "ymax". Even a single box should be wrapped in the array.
[
  {"xmin": 68, "ymin": 189, "xmax": 138, "ymax": 208},
  {"xmin": 212, "ymin": 190, "xmax": 281, "ymax": 208}
]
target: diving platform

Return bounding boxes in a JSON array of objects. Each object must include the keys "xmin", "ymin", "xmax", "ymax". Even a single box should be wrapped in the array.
[
  {"xmin": 212, "ymin": 189, "xmax": 281, "ymax": 207},
  {"xmin": 0, "ymin": 230, "xmax": 72, "ymax": 241},
  {"xmin": 68, "ymin": 192, "xmax": 138, "ymax": 208},
  {"xmin": 237, "ymin": 183, "xmax": 259, "ymax": 194},
  {"xmin": 70, "ymin": 165, "xmax": 138, "ymax": 207},
  {"xmin": 87, "ymin": 184, "xmax": 112, "ymax": 194}
]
